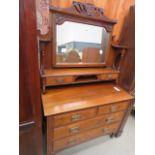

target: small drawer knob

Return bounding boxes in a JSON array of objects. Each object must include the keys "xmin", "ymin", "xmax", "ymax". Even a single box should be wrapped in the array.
[
  {"xmin": 69, "ymin": 127, "xmax": 80, "ymax": 134},
  {"xmin": 71, "ymin": 114, "xmax": 81, "ymax": 122}
]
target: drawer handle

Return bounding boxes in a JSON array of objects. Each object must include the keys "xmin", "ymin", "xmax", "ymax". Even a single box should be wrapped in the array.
[
  {"xmin": 67, "ymin": 139, "xmax": 77, "ymax": 145},
  {"xmin": 57, "ymin": 77, "xmax": 64, "ymax": 83},
  {"xmin": 108, "ymin": 74, "xmax": 112, "ymax": 79},
  {"xmin": 103, "ymin": 128, "xmax": 110, "ymax": 133},
  {"xmin": 111, "ymin": 105, "xmax": 117, "ymax": 112},
  {"xmin": 105, "ymin": 117, "xmax": 113, "ymax": 124},
  {"xmin": 70, "ymin": 127, "xmax": 80, "ymax": 134},
  {"xmin": 71, "ymin": 114, "xmax": 81, "ymax": 122}
]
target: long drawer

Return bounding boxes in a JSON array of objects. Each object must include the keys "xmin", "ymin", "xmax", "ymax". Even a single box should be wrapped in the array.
[
  {"xmin": 98, "ymin": 102, "xmax": 129, "ymax": 115},
  {"xmin": 53, "ymin": 111, "xmax": 124, "ymax": 140},
  {"xmin": 52, "ymin": 108, "xmax": 97, "ymax": 128},
  {"xmin": 53, "ymin": 122, "xmax": 120, "ymax": 152}
]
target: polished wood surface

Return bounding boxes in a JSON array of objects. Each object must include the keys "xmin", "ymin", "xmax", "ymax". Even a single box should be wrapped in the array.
[
  {"xmin": 44, "ymin": 83, "xmax": 133, "ymax": 155},
  {"xmin": 19, "ymin": 0, "xmax": 42, "ymax": 154},
  {"xmin": 98, "ymin": 101, "xmax": 129, "ymax": 115},
  {"xmin": 43, "ymin": 68, "xmax": 119, "ymax": 77},
  {"xmin": 46, "ymin": 76, "xmax": 73, "ymax": 85},
  {"xmin": 42, "ymin": 83, "xmax": 133, "ymax": 116},
  {"xmin": 53, "ymin": 122, "xmax": 120, "ymax": 152},
  {"xmin": 42, "ymin": 68, "xmax": 120, "ymax": 92},
  {"xmin": 52, "ymin": 108, "xmax": 96, "ymax": 128},
  {"xmin": 53, "ymin": 111, "xmax": 124, "ymax": 140}
]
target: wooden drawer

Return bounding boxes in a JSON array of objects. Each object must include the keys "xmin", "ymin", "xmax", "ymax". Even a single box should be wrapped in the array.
[
  {"xmin": 53, "ymin": 108, "xmax": 97, "ymax": 128},
  {"xmin": 53, "ymin": 123, "xmax": 120, "ymax": 152},
  {"xmin": 46, "ymin": 76, "xmax": 73, "ymax": 85},
  {"xmin": 98, "ymin": 102, "xmax": 129, "ymax": 115},
  {"xmin": 97, "ymin": 74, "xmax": 118, "ymax": 81},
  {"xmin": 53, "ymin": 111, "xmax": 124, "ymax": 140}
]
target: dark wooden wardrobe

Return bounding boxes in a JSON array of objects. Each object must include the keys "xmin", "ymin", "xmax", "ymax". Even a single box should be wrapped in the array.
[
  {"xmin": 19, "ymin": 0, "xmax": 43, "ymax": 154},
  {"xmin": 118, "ymin": 5, "xmax": 135, "ymax": 93}
]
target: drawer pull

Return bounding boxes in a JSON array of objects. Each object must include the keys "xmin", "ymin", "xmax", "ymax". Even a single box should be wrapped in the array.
[
  {"xmin": 111, "ymin": 105, "xmax": 117, "ymax": 112},
  {"xmin": 103, "ymin": 128, "xmax": 110, "ymax": 133},
  {"xmin": 108, "ymin": 74, "xmax": 112, "ymax": 79},
  {"xmin": 57, "ymin": 77, "xmax": 64, "ymax": 83},
  {"xmin": 67, "ymin": 139, "xmax": 77, "ymax": 145},
  {"xmin": 71, "ymin": 114, "xmax": 81, "ymax": 122},
  {"xmin": 105, "ymin": 117, "xmax": 113, "ymax": 123},
  {"xmin": 70, "ymin": 127, "xmax": 80, "ymax": 134}
]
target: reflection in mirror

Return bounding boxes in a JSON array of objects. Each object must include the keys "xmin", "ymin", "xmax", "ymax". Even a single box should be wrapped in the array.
[{"xmin": 56, "ymin": 21, "xmax": 109, "ymax": 64}]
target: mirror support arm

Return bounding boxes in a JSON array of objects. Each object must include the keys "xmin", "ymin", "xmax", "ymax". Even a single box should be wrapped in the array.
[
  {"xmin": 40, "ymin": 49, "xmax": 46, "ymax": 94},
  {"xmin": 111, "ymin": 43, "xmax": 129, "ymax": 71}
]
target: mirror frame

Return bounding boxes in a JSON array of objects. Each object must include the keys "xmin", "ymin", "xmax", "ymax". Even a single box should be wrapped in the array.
[{"xmin": 50, "ymin": 1, "xmax": 117, "ymax": 68}]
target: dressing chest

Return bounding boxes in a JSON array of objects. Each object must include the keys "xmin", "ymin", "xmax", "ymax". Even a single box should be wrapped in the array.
[{"xmin": 40, "ymin": 2, "xmax": 134, "ymax": 155}]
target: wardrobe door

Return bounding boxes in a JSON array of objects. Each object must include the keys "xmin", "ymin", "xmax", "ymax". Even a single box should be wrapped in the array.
[
  {"xmin": 19, "ymin": 0, "xmax": 42, "ymax": 154},
  {"xmin": 118, "ymin": 5, "xmax": 135, "ymax": 92}
]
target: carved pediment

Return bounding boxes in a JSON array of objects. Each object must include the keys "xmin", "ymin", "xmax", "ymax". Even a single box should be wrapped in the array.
[
  {"xmin": 50, "ymin": 1, "xmax": 116, "ymax": 24},
  {"xmin": 71, "ymin": 1, "xmax": 104, "ymax": 17}
]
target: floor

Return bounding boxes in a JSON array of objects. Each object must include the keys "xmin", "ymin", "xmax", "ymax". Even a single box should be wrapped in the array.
[{"xmin": 55, "ymin": 115, "xmax": 135, "ymax": 155}]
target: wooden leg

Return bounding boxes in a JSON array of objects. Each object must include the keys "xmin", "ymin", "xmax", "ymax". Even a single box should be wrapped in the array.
[
  {"xmin": 114, "ymin": 102, "xmax": 134, "ymax": 138},
  {"xmin": 110, "ymin": 133, "xmax": 114, "ymax": 138},
  {"xmin": 114, "ymin": 130, "xmax": 123, "ymax": 138}
]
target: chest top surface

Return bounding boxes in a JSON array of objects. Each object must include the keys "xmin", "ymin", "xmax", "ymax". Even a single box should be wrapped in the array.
[{"xmin": 42, "ymin": 83, "xmax": 133, "ymax": 116}]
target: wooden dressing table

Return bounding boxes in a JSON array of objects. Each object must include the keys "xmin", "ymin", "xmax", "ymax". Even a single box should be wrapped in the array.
[{"xmin": 40, "ymin": 2, "xmax": 134, "ymax": 155}]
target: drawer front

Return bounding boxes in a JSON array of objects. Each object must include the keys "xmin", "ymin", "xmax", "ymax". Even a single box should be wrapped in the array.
[
  {"xmin": 53, "ymin": 108, "xmax": 97, "ymax": 128},
  {"xmin": 53, "ymin": 123, "xmax": 120, "ymax": 152},
  {"xmin": 53, "ymin": 111, "xmax": 124, "ymax": 140},
  {"xmin": 98, "ymin": 74, "xmax": 118, "ymax": 81},
  {"xmin": 98, "ymin": 102, "xmax": 129, "ymax": 115},
  {"xmin": 46, "ymin": 76, "xmax": 73, "ymax": 85}
]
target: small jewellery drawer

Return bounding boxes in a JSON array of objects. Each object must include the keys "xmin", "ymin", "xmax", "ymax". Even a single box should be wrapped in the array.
[
  {"xmin": 46, "ymin": 76, "xmax": 73, "ymax": 85},
  {"xmin": 97, "ymin": 74, "xmax": 118, "ymax": 81},
  {"xmin": 98, "ymin": 102, "xmax": 129, "ymax": 115},
  {"xmin": 53, "ymin": 108, "xmax": 97, "ymax": 127},
  {"xmin": 53, "ymin": 111, "xmax": 124, "ymax": 140},
  {"xmin": 53, "ymin": 123, "xmax": 120, "ymax": 152}
]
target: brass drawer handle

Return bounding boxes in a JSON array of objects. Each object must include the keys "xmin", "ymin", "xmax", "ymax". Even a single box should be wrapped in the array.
[
  {"xmin": 57, "ymin": 77, "xmax": 64, "ymax": 83},
  {"xmin": 111, "ymin": 105, "xmax": 117, "ymax": 112},
  {"xmin": 70, "ymin": 127, "xmax": 80, "ymax": 134},
  {"xmin": 103, "ymin": 128, "xmax": 110, "ymax": 133},
  {"xmin": 67, "ymin": 139, "xmax": 77, "ymax": 145},
  {"xmin": 71, "ymin": 114, "xmax": 81, "ymax": 122},
  {"xmin": 108, "ymin": 74, "xmax": 112, "ymax": 79},
  {"xmin": 105, "ymin": 117, "xmax": 113, "ymax": 124}
]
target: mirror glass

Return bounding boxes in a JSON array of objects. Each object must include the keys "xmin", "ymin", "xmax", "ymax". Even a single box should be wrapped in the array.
[{"xmin": 56, "ymin": 21, "xmax": 110, "ymax": 64}]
